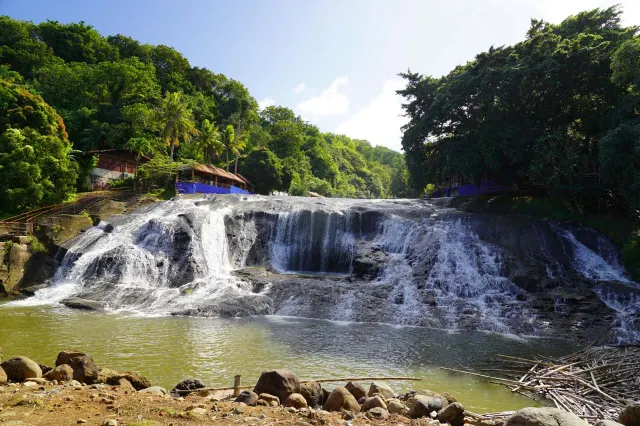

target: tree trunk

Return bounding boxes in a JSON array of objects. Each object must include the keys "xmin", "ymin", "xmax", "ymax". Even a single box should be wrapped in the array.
[
  {"xmin": 169, "ymin": 140, "xmax": 175, "ymax": 162},
  {"xmin": 226, "ymin": 150, "xmax": 230, "ymax": 171},
  {"xmin": 234, "ymin": 156, "xmax": 239, "ymax": 175}
]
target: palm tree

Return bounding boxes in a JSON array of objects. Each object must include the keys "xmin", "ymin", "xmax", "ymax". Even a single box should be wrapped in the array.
[
  {"xmin": 222, "ymin": 124, "xmax": 235, "ymax": 171},
  {"xmin": 125, "ymin": 137, "xmax": 153, "ymax": 180},
  {"xmin": 197, "ymin": 119, "xmax": 224, "ymax": 164},
  {"xmin": 231, "ymin": 131, "xmax": 247, "ymax": 175},
  {"xmin": 155, "ymin": 92, "xmax": 197, "ymax": 161},
  {"xmin": 80, "ymin": 121, "xmax": 110, "ymax": 150}
]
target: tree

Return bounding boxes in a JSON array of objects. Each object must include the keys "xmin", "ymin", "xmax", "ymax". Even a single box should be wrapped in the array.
[
  {"xmin": 240, "ymin": 148, "xmax": 282, "ymax": 194},
  {"xmin": 221, "ymin": 124, "xmax": 235, "ymax": 171},
  {"xmin": 197, "ymin": 119, "xmax": 223, "ymax": 164},
  {"xmin": 125, "ymin": 136, "xmax": 153, "ymax": 179},
  {"xmin": 155, "ymin": 91, "xmax": 197, "ymax": 161}
]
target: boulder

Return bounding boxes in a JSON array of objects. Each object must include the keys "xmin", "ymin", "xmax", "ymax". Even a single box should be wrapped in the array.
[
  {"xmin": 117, "ymin": 378, "xmax": 136, "ymax": 392},
  {"xmin": 387, "ymin": 398, "xmax": 407, "ymax": 414},
  {"xmin": 620, "ymin": 405, "xmax": 640, "ymax": 426},
  {"xmin": 61, "ymin": 297, "xmax": 107, "ymax": 311},
  {"xmin": 253, "ymin": 369, "xmax": 300, "ymax": 403},
  {"xmin": 299, "ymin": 381, "xmax": 323, "ymax": 408},
  {"xmin": 44, "ymin": 364, "xmax": 74, "ymax": 382},
  {"xmin": 368, "ymin": 381, "xmax": 394, "ymax": 399},
  {"xmin": 345, "ymin": 381, "xmax": 367, "ymax": 400},
  {"xmin": 367, "ymin": 407, "xmax": 390, "ymax": 420},
  {"xmin": 55, "ymin": 350, "xmax": 98, "ymax": 384},
  {"xmin": 0, "ymin": 366, "xmax": 7, "ymax": 385},
  {"xmin": 235, "ymin": 390, "xmax": 259, "ymax": 406},
  {"xmin": 0, "ymin": 356, "xmax": 42, "ymax": 382},
  {"xmin": 438, "ymin": 402, "xmax": 465, "ymax": 426},
  {"xmin": 505, "ymin": 408, "xmax": 586, "ymax": 426},
  {"xmin": 362, "ymin": 395, "xmax": 387, "ymax": 411},
  {"xmin": 138, "ymin": 386, "xmax": 168, "ymax": 396},
  {"xmin": 284, "ymin": 393, "xmax": 308, "ymax": 409},
  {"xmin": 409, "ymin": 395, "xmax": 446, "ymax": 419},
  {"xmin": 258, "ymin": 393, "xmax": 280, "ymax": 406},
  {"xmin": 170, "ymin": 379, "xmax": 205, "ymax": 395},
  {"xmin": 39, "ymin": 364, "xmax": 52, "ymax": 375},
  {"xmin": 95, "ymin": 368, "xmax": 151, "ymax": 390},
  {"xmin": 256, "ymin": 399, "xmax": 269, "ymax": 406},
  {"xmin": 323, "ymin": 386, "xmax": 360, "ymax": 412}
]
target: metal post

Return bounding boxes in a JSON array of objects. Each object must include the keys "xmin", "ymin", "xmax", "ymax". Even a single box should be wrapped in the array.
[{"xmin": 233, "ymin": 375, "xmax": 241, "ymax": 397}]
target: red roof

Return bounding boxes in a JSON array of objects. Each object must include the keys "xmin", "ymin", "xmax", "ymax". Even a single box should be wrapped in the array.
[{"xmin": 189, "ymin": 164, "xmax": 245, "ymax": 184}]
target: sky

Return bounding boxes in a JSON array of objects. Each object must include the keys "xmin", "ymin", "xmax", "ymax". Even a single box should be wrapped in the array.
[{"xmin": 1, "ymin": 0, "xmax": 639, "ymax": 152}]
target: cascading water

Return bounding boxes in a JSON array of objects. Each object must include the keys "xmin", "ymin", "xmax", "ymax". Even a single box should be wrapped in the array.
[{"xmin": 10, "ymin": 194, "xmax": 639, "ymax": 344}]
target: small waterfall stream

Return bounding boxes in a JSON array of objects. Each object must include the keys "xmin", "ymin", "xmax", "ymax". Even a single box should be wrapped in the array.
[{"xmin": 9, "ymin": 195, "xmax": 639, "ymax": 344}]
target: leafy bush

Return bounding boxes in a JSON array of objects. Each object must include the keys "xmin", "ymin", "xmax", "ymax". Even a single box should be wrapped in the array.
[{"xmin": 110, "ymin": 176, "xmax": 135, "ymax": 189}]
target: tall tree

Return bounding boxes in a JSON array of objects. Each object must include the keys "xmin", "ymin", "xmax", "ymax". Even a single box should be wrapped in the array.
[
  {"xmin": 197, "ymin": 119, "xmax": 223, "ymax": 164},
  {"xmin": 221, "ymin": 124, "xmax": 235, "ymax": 171},
  {"xmin": 155, "ymin": 91, "xmax": 197, "ymax": 161}
]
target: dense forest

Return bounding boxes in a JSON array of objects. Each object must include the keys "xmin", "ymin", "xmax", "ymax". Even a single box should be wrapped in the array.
[
  {"xmin": 399, "ymin": 6, "xmax": 639, "ymax": 210},
  {"xmin": 0, "ymin": 16, "xmax": 412, "ymax": 214}
]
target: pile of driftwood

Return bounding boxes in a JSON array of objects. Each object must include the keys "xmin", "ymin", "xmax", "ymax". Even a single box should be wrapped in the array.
[{"xmin": 442, "ymin": 345, "xmax": 640, "ymax": 423}]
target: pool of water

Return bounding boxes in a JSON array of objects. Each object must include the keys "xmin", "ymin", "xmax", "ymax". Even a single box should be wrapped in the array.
[{"xmin": 0, "ymin": 304, "xmax": 577, "ymax": 412}]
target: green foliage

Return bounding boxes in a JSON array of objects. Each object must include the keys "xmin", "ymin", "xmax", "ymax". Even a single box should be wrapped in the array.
[
  {"xmin": 156, "ymin": 91, "xmax": 198, "ymax": 161},
  {"xmin": 424, "ymin": 183, "xmax": 436, "ymax": 197},
  {"xmin": 240, "ymin": 148, "xmax": 282, "ymax": 194},
  {"xmin": 136, "ymin": 156, "xmax": 181, "ymax": 188},
  {"xmin": 3, "ymin": 240, "xmax": 12, "ymax": 264},
  {"xmin": 399, "ymin": 6, "xmax": 640, "ymax": 207},
  {"xmin": 110, "ymin": 176, "xmax": 135, "ymax": 188},
  {"xmin": 28, "ymin": 236, "xmax": 47, "ymax": 254}
]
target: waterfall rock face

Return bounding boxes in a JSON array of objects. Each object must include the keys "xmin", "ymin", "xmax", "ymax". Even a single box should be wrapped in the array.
[{"xmin": 29, "ymin": 195, "xmax": 640, "ymax": 344}]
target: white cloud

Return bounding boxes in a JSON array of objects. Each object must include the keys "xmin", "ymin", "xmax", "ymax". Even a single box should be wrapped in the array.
[
  {"xmin": 293, "ymin": 82, "xmax": 307, "ymax": 94},
  {"xmin": 336, "ymin": 79, "xmax": 407, "ymax": 152},
  {"xmin": 297, "ymin": 76, "xmax": 350, "ymax": 119},
  {"xmin": 258, "ymin": 97, "xmax": 275, "ymax": 111}
]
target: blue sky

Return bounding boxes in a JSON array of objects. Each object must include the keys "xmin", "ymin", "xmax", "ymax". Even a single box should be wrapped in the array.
[{"xmin": 2, "ymin": 0, "xmax": 639, "ymax": 151}]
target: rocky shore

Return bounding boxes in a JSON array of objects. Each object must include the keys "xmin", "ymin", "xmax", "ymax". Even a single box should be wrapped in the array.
[{"xmin": 1, "ymin": 349, "xmax": 639, "ymax": 426}]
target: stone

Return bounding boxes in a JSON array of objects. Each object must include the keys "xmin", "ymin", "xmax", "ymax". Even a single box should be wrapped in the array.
[
  {"xmin": 323, "ymin": 386, "xmax": 360, "ymax": 412},
  {"xmin": 235, "ymin": 390, "xmax": 259, "ymax": 406},
  {"xmin": 170, "ymin": 378, "xmax": 206, "ymax": 395},
  {"xmin": 38, "ymin": 364, "xmax": 52, "ymax": 375},
  {"xmin": 44, "ymin": 364, "xmax": 74, "ymax": 382},
  {"xmin": 438, "ymin": 402, "xmax": 465, "ymax": 426},
  {"xmin": 284, "ymin": 393, "xmax": 308, "ymax": 409},
  {"xmin": 258, "ymin": 393, "xmax": 280, "ymax": 405},
  {"xmin": 505, "ymin": 408, "xmax": 586, "ymax": 426},
  {"xmin": 253, "ymin": 369, "xmax": 300, "ymax": 403},
  {"xmin": 0, "ymin": 357, "xmax": 42, "ymax": 382},
  {"xmin": 620, "ymin": 404, "xmax": 640, "ymax": 426},
  {"xmin": 23, "ymin": 381, "xmax": 37, "ymax": 387},
  {"xmin": 189, "ymin": 407, "xmax": 207, "ymax": 415},
  {"xmin": 596, "ymin": 421, "xmax": 625, "ymax": 426},
  {"xmin": 77, "ymin": 420, "xmax": 87, "ymax": 424},
  {"xmin": 24, "ymin": 377, "xmax": 45, "ymax": 384},
  {"xmin": 300, "ymin": 381, "xmax": 323, "ymax": 408},
  {"xmin": 387, "ymin": 398, "xmax": 407, "ymax": 414},
  {"xmin": 96, "ymin": 368, "xmax": 151, "ymax": 390},
  {"xmin": 368, "ymin": 381, "xmax": 394, "ymax": 399},
  {"xmin": 138, "ymin": 386, "xmax": 168, "ymax": 396},
  {"xmin": 101, "ymin": 420, "xmax": 117, "ymax": 426},
  {"xmin": 233, "ymin": 405, "xmax": 245, "ymax": 415},
  {"xmin": 55, "ymin": 350, "xmax": 98, "ymax": 384},
  {"xmin": 117, "ymin": 378, "xmax": 136, "ymax": 392},
  {"xmin": 0, "ymin": 366, "xmax": 7, "ymax": 385},
  {"xmin": 256, "ymin": 399, "xmax": 269, "ymax": 406},
  {"xmin": 367, "ymin": 407, "xmax": 390, "ymax": 420},
  {"xmin": 361, "ymin": 395, "xmax": 387, "ymax": 411},
  {"xmin": 61, "ymin": 298, "xmax": 107, "ymax": 311},
  {"xmin": 345, "ymin": 381, "xmax": 367, "ymax": 400},
  {"xmin": 409, "ymin": 395, "xmax": 447, "ymax": 419}
]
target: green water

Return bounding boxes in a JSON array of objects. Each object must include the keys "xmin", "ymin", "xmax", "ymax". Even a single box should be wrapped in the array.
[{"xmin": 0, "ymin": 304, "xmax": 575, "ymax": 412}]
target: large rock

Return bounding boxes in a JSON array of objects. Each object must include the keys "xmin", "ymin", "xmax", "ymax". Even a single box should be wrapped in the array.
[
  {"xmin": 258, "ymin": 393, "xmax": 280, "ymax": 406},
  {"xmin": 299, "ymin": 381, "xmax": 323, "ymax": 408},
  {"xmin": 61, "ymin": 298, "xmax": 106, "ymax": 312},
  {"xmin": 368, "ymin": 381, "xmax": 394, "ymax": 399},
  {"xmin": 620, "ymin": 404, "xmax": 640, "ymax": 426},
  {"xmin": 367, "ymin": 407, "xmax": 390, "ymax": 420},
  {"xmin": 323, "ymin": 386, "xmax": 360, "ymax": 412},
  {"xmin": 362, "ymin": 395, "xmax": 387, "ymax": 411},
  {"xmin": 0, "ymin": 356, "xmax": 42, "ymax": 382},
  {"xmin": 55, "ymin": 350, "xmax": 98, "ymax": 384},
  {"xmin": 387, "ymin": 398, "xmax": 407, "ymax": 414},
  {"xmin": 506, "ymin": 408, "xmax": 586, "ymax": 426},
  {"xmin": 409, "ymin": 395, "xmax": 446, "ymax": 419},
  {"xmin": 96, "ymin": 368, "xmax": 152, "ymax": 389},
  {"xmin": 138, "ymin": 386, "xmax": 168, "ymax": 396},
  {"xmin": 170, "ymin": 379, "xmax": 205, "ymax": 395},
  {"xmin": 44, "ymin": 364, "xmax": 74, "ymax": 382},
  {"xmin": 438, "ymin": 402, "xmax": 465, "ymax": 426},
  {"xmin": 345, "ymin": 381, "xmax": 367, "ymax": 400},
  {"xmin": 235, "ymin": 390, "xmax": 258, "ymax": 406},
  {"xmin": 284, "ymin": 393, "xmax": 308, "ymax": 409},
  {"xmin": 0, "ymin": 366, "xmax": 7, "ymax": 384},
  {"xmin": 253, "ymin": 369, "xmax": 300, "ymax": 403}
]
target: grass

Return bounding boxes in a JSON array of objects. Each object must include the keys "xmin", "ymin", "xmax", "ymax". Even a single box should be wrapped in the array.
[{"xmin": 28, "ymin": 236, "xmax": 48, "ymax": 254}]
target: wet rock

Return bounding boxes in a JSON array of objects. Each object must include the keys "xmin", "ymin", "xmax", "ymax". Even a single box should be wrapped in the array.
[
  {"xmin": 620, "ymin": 404, "xmax": 640, "ymax": 426},
  {"xmin": 55, "ymin": 350, "xmax": 98, "ymax": 384},
  {"xmin": 596, "ymin": 421, "xmax": 625, "ymax": 426},
  {"xmin": 138, "ymin": 386, "xmax": 168, "ymax": 396},
  {"xmin": 284, "ymin": 393, "xmax": 308, "ymax": 409},
  {"xmin": 1, "ymin": 357, "xmax": 42, "ymax": 382},
  {"xmin": 235, "ymin": 390, "xmax": 259, "ymax": 406},
  {"xmin": 61, "ymin": 297, "xmax": 107, "ymax": 311},
  {"xmin": 170, "ymin": 378, "xmax": 206, "ymax": 395},
  {"xmin": 345, "ymin": 381, "xmax": 367, "ymax": 400},
  {"xmin": 253, "ymin": 369, "xmax": 300, "ymax": 403},
  {"xmin": 361, "ymin": 395, "xmax": 387, "ymax": 411},
  {"xmin": 44, "ymin": 364, "xmax": 74, "ymax": 382},
  {"xmin": 323, "ymin": 386, "xmax": 360, "ymax": 412},
  {"xmin": 367, "ymin": 407, "xmax": 390, "ymax": 420},
  {"xmin": 368, "ymin": 381, "xmax": 394, "ymax": 399},
  {"xmin": 505, "ymin": 408, "xmax": 585, "ymax": 426},
  {"xmin": 387, "ymin": 398, "xmax": 407, "ymax": 414},
  {"xmin": 300, "ymin": 381, "xmax": 323, "ymax": 408},
  {"xmin": 258, "ymin": 393, "xmax": 280, "ymax": 406},
  {"xmin": 409, "ymin": 395, "xmax": 445, "ymax": 419},
  {"xmin": 438, "ymin": 402, "xmax": 465, "ymax": 426}
]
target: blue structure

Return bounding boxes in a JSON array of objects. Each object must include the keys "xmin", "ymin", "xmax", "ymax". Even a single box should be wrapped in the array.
[
  {"xmin": 177, "ymin": 181, "xmax": 252, "ymax": 195},
  {"xmin": 432, "ymin": 179, "xmax": 507, "ymax": 198}
]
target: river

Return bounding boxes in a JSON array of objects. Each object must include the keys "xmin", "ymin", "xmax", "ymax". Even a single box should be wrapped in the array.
[{"xmin": 0, "ymin": 303, "xmax": 576, "ymax": 413}]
